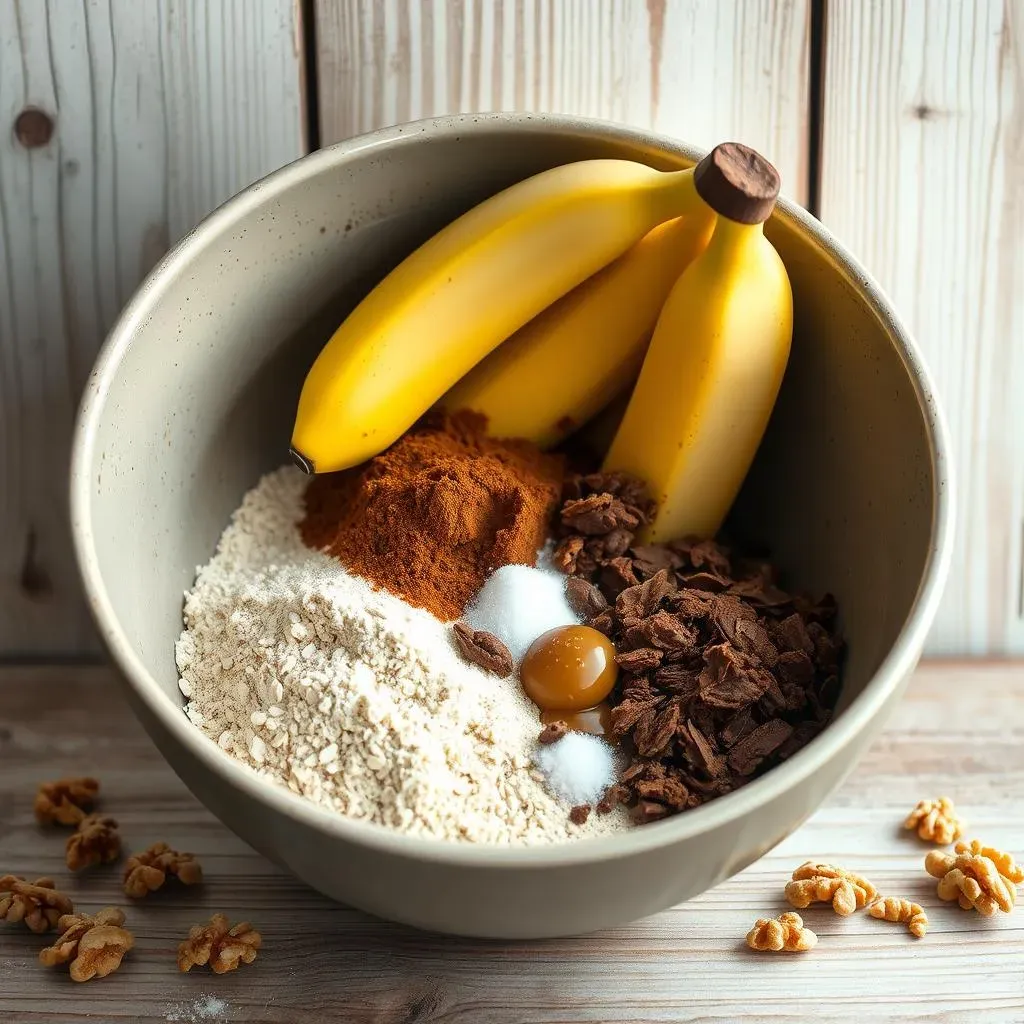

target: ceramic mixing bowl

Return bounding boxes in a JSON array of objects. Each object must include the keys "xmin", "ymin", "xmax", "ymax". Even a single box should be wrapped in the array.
[{"xmin": 71, "ymin": 113, "xmax": 953, "ymax": 939}]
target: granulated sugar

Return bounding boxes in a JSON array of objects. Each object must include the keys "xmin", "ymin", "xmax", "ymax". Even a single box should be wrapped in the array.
[{"xmin": 176, "ymin": 467, "xmax": 629, "ymax": 843}]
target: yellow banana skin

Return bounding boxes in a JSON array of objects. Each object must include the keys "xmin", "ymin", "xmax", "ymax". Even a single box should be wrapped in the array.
[
  {"xmin": 603, "ymin": 216, "xmax": 793, "ymax": 542},
  {"xmin": 291, "ymin": 160, "xmax": 698, "ymax": 473},
  {"xmin": 439, "ymin": 177, "xmax": 716, "ymax": 449}
]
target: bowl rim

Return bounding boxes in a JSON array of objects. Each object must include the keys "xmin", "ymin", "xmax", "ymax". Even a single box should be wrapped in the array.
[{"xmin": 70, "ymin": 111, "xmax": 955, "ymax": 869}]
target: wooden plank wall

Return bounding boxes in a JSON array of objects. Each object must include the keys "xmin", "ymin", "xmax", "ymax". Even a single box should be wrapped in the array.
[
  {"xmin": 314, "ymin": 0, "xmax": 812, "ymax": 204},
  {"xmin": 819, "ymin": 0, "xmax": 1024, "ymax": 655},
  {"xmin": 1, "ymin": 0, "xmax": 1022, "ymax": 657},
  {"xmin": 0, "ymin": 0, "xmax": 307, "ymax": 657}
]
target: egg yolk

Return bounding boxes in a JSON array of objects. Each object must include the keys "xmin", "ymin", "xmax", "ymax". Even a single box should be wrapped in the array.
[{"xmin": 521, "ymin": 625, "xmax": 618, "ymax": 713}]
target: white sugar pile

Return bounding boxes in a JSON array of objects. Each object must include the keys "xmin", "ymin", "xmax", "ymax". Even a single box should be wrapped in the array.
[
  {"xmin": 463, "ymin": 561, "xmax": 580, "ymax": 663},
  {"xmin": 535, "ymin": 732, "xmax": 617, "ymax": 806},
  {"xmin": 175, "ymin": 467, "xmax": 629, "ymax": 844}
]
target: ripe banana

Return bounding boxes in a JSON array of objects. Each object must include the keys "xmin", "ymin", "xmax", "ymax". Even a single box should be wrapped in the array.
[
  {"xmin": 438, "ymin": 178, "xmax": 715, "ymax": 449},
  {"xmin": 290, "ymin": 159, "xmax": 699, "ymax": 474},
  {"xmin": 603, "ymin": 143, "xmax": 793, "ymax": 543}
]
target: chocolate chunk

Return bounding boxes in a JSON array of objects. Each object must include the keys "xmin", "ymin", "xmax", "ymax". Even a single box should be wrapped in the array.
[
  {"xmin": 600, "ymin": 557, "xmax": 640, "ymax": 597},
  {"xmin": 719, "ymin": 707, "xmax": 758, "ymax": 747},
  {"xmin": 641, "ymin": 610, "xmax": 698, "ymax": 655},
  {"xmin": 680, "ymin": 719, "xmax": 727, "ymax": 778},
  {"xmin": 561, "ymin": 494, "xmax": 640, "ymax": 536},
  {"xmin": 633, "ymin": 699, "xmax": 681, "ymax": 757},
  {"xmin": 680, "ymin": 571, "xmax": 731, "ymax": 592},
  {"xmin": 697, "ymin": 644, "xmax": 775, "ymax": 709},
  {"xmin": 569, "ymin": 805, "xmax": 591, "ymax": 825},
  {"xmin": 451, "ymin": 623, "xmax": 514, "ymax": 677},
  {"xmin": 770, "ymin": 613, "xmax": 815, "ymax": 654},
  {"xmin": 727, "ymin": 719, "xmax": 794, "ymax": 776},
  {"xmin": 552, "ymin": 536, "xmax": 584, "ymax": 575},
  {"xmin": 615, "ymin": 647, "xmax": 664, "ymax": 674},
  {"xmin": 630, "ymin": 545, "xmax": 683, "ymax": 573},
  {"xmin": 615, "ymin": 569, "xmax": 675, "ymax": 621},
  {"xmin": 610, "ymin": 696, "xmax": 664, "ymax": 737},
  {"xmin": 775, "ymin": 649, "xmax": 815, "ymax": 687},
  {"xmin": 635, "ymin": 800, "xmax": 671, "ymax": 823},
  {"xmin": 654, "ymin": 663, "xmax": 700, "ymax": 700},
  {"xmin": 538, "ymin": 721, "xmax": 568, "ymax": 745},
  {"xmin": 597, "ymin": 784, "xmax": 628, "ymax": 814}
]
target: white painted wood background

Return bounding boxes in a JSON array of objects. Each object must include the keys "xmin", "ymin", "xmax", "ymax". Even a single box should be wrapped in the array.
[
  {"xmin": 0, "ymin": 0, "xmax": 307, "ymax": 657},
  {"xmin": 1, "ymin": 0, "xmax": 1022, "ymax": 657}
]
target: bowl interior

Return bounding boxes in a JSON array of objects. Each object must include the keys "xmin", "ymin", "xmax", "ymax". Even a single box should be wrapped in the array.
[{"xmin": 77, "ymin": 116, "xmax": 935, "ymax": 784}]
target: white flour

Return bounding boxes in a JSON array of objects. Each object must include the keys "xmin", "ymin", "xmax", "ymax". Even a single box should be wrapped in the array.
[{"xmin": 175, "ymin": 467, "xmax": 629, "ymax": 843}]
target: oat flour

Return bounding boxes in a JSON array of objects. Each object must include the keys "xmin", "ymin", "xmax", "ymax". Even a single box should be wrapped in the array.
[{"xmin": 175, "ymin": 467, "xmax": 628, "ymax": 843}]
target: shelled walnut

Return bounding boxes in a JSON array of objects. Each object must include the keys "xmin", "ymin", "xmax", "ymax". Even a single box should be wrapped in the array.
[
  {"xmin": 746, "ymin": 911, "xmax": 817, "ymax": 952},
  {"xmin": 869, "ymin": 897, "xmax": 928, "ymax": 938},
  {"xmin": 926, "ymin": 843, "xmax": 1020, "ymax": 917},
  {"xmin": 66, "ymin": 814, "xmax": 122, "ymax": 871},
  {"xmin": 123, "ymin": 842, "xmax": 203, "ymax": 898},
  {"xmin": 177, "ymin": 913, "xmax": 261, "ymax": 974},
  {"xmin": 784, "ymin": 861, "xmax": 877, "ymax": 916},
  {"xmin": 0, "ymin": 875, "xmax": 73, "ymax": 933},
  {"xmin": 34, "ymin": 777, "xmax": 99, "ymax": 826},
  {"xmin": 39, "ymin": 907, "xmax": 134, "ymax": 982},
  {"xmin": 904, "ymin": 796, "xmax": 964, "ymax": 845}
]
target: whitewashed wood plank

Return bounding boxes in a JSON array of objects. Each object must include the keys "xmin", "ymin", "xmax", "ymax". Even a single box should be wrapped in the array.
[
  {"xmin": 0, "ymin": 0, "xmax": 307, "ymax": 658},
  {"xmin": 819, "ymin": 0, "xmax": 1024, "ymax": 655},
  {"xmin": 315, "ymin": 0, "xmax": 812, "ymax": 203},
  {"xmin": 0, "ymin": 661, "xmax": 1022, "ymax": 1021}
]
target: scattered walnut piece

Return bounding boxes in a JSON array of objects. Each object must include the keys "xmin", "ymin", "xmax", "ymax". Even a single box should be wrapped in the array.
[
  {"xmin": 177, "ymin": 913, "xmax": 262, "ymax": 974},
  {"xmin": 904, "ymin": 796, "xmax": 964, "ymax": 845},
  {"xmin": 34, "ymin": 777, "xmax": 99, "ymax": 826},
  {"xmin": 785, "ymin": 861, "xmax": 878, "ymax": 916},
  {"xmin": 954, "ymin": 839, "xmax": 1024, "ymax": 884},
  {"xmin": 869, "ymin": 897, "xmax": 928, "ymax": 938},
  {"xmin": 538, "ymin": 721, "xmax": 568, "ymax": 745},
  {"xmin": 39, "ymin": 907, "xmax": 134, "ymax": 982},
  {"xmin": 746, "ymin": 911, "xmax": 817, "ymax": 952},
  {"xmin": 0, "ymin": 875, "xmax": 74, "ymax": 933},
  {"xmin": 123, "ymin": 842, "xmax": 203, "ymax": 898},
  {"xmin": 66, "ymin": 814, "xmax": 122, "ymax": 871},
  {"xmin": 926, "ymin": 844, "xmax": 1019, "ymax": 917},
  {"xmin": 451, "ymin": 622, "xmax": 514, "ymax": 677}
]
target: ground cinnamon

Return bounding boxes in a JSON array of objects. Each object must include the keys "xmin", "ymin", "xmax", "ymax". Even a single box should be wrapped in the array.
[{"xmin": 301, "ymin": 412, "xmax": 564, "ymax": 621}]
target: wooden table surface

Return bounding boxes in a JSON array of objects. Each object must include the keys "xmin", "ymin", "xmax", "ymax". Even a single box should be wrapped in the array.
[{"xmin": 1, "ymin": 661, "xmax": 1022, "ymax": 1023}]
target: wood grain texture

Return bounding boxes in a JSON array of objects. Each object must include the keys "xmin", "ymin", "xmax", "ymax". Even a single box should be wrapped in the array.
[
  {"xmin": 0, "ymin": 0, "xmax": 307, "ymax": 658},
  {"xmin": 819, "ymin": 0, "xmax": 1024, "ymax": 654},
  {"xmin": 1, "ymin": 661, "xmax": 1022, "ymax": 1022},
  {"xmin": 314, "ymin": 0, "xmax": 812, "ymax": 203}
]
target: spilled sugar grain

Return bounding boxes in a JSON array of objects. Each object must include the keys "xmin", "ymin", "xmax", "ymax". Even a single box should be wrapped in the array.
[
  {"xmin": 175, "ymin": 467, "xmax": 630, "ymax": 844},
  {"xmin": 166, "ymin": 995, "xmax": 229, "ymax": 1022}
]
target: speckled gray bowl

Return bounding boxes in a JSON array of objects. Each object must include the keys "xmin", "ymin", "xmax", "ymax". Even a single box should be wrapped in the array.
[{"xmin": 71, "ymin": 113, "xmax": 954, "ymax": 939}]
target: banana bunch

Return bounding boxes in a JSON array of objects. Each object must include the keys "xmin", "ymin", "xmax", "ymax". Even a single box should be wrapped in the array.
[
  {"xmin": 290, "ymin": 142, "xmax": 792, "ymax": 544},
  {"xmin": 289, "ymin": 159, "xmax": 702, "ymax": 474}
]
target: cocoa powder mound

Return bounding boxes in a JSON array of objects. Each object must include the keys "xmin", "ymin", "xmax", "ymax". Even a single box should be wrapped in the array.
[{"xmin": 300, "ymin": 412, "xmax": 564, "ymax": 621}]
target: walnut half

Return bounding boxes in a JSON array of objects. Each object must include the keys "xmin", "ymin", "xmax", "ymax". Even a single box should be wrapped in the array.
[
  {"xmin": 66, "ymin": 814, "xmax": 122, "ymax": 871},
  {"xmin": 34, "ymin": 777, "xmax": 99, "ymax": 827},
  {"xmin": 123, "ymin": 842, "xmax": 203, "ymax": 898},
  {"xmin": 39, "ymin": 908, "xmax": 134, "ymax": 982},
  {"xmin": 869, "ymin": 897, "xmax": 928, "ymax": 938},
  {"xmin": 926, "ymin": 842, "xmax": 1020, "ymax": 917},
  {"xmin": 785, "ymin": 861, "xmax": 878, "ymax": 916},
  {"xmin": 0, "ymin": 875, "xmax": 74, "ymax": 933},
  {"xmin": 904, "ymin": 796, "xmax": 964, "ymax": 845},
  {"xmin": 746, "ymin": 911, "xmax": 817, "ymax": 952},
  {"xmin": 177, "ymin": 914, "xmax": 261, "ymax": 974}
]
